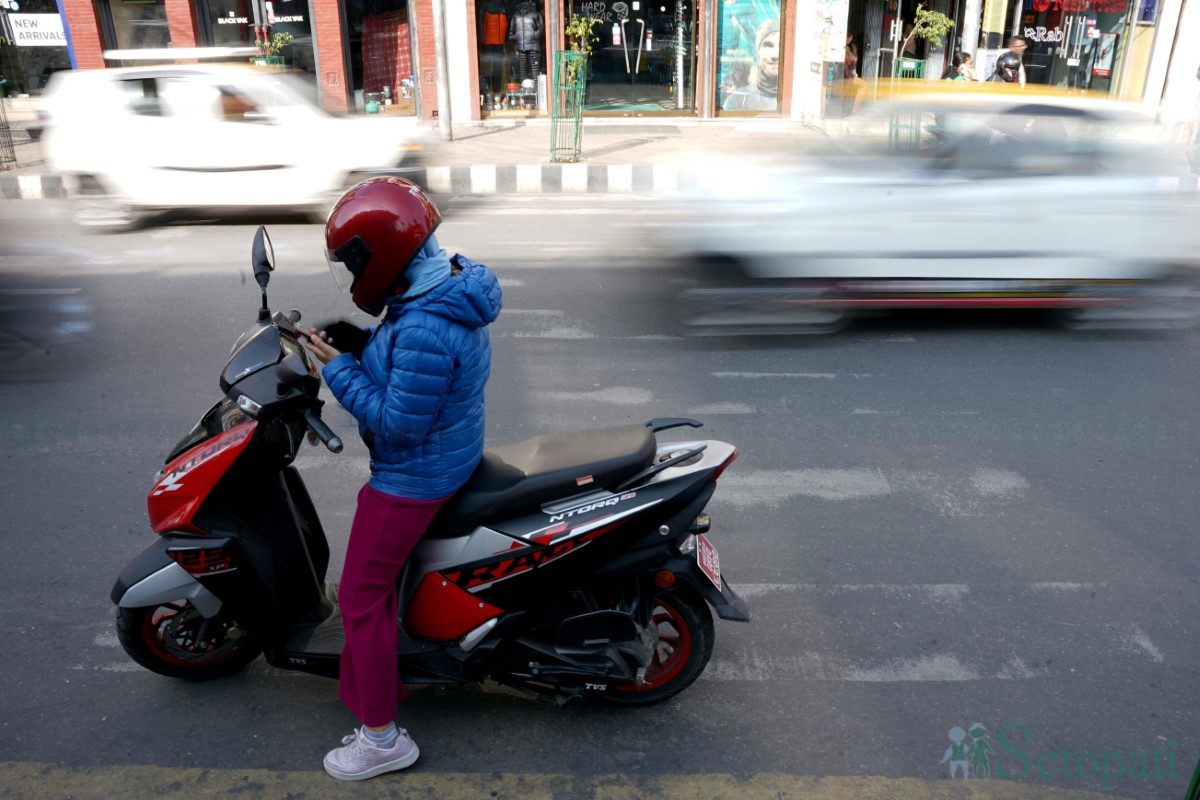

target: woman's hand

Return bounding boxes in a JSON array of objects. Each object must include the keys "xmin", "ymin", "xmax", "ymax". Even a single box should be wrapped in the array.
[{"xmin": 300, "ymin": 326, "xmax": 340, "ymax": 366}]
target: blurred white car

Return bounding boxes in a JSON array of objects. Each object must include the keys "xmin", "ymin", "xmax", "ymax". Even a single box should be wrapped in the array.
[
  {"xmin": 660, "ymin": 89, "xmax": 1200, "ymax": 332},
  {"xmin": 42, "ymin": 63, "xmax": 430, "ymax": 230}
]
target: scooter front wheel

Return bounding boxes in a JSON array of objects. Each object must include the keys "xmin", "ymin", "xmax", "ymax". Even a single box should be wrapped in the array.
[{"xmin": 117, "ymin": 601, "xmax": 262, "ymax": 680}]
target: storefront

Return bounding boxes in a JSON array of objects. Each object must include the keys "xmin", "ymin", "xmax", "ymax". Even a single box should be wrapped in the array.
[
  {"xmin": 1011, "ymin": 0, "xmax": 1161, "ymax": 97},
  {"xmin": 469, "ymin": 0, "xmax": 792, "ymax": 119},
  {"xmin": 839, "ymin": 0, "xmax": 1164, "ymax": 98},
  {"xmin": 0, "ymin": 0, "xmax": 72, "ymax": 95}
]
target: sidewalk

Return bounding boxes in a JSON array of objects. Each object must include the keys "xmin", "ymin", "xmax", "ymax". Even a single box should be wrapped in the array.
[{"xmin": 0, "ymin": 102, "xmax": 826, "ymax": 199}]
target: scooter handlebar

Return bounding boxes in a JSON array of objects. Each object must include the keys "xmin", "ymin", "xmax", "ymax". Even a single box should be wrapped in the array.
[{"xmin": 303, "ymin": 408, "xmax": 343, "ymax": 453}]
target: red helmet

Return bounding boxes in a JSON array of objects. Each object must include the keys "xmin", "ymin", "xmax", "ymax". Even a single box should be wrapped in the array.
[{"xmin": 324, "ymin": 177, "xmax": 442, "ymax": 316}]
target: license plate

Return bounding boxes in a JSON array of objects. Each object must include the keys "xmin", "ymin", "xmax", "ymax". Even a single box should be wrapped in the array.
[{"xmin": 696, "ymin": 534, "xmax": 722, "ymax": 589}]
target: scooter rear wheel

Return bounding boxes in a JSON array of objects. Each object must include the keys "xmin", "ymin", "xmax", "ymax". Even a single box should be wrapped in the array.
[
  {"xmin": 117, "ymin": 601, "xmax": 262, "ymax": 680},
  {"xmin": 600, "ymin": 588, "xmax": 714, "ymax": 705}
]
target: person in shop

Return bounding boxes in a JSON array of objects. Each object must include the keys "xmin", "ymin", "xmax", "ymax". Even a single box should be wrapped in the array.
[
  {"xmin": 942, "ymin": 52, "xmax": 978, "ymax": 80},
  {"xmin": 987, "ymin": 51, "xmax": 1023, "ymax": 83},
  {"xmin": 722, "ymin": 18, "xmax": 780, "ymax": 111},
  {"xmin": 999, "ymin": 35, "xmax": 1027, "ymax": 86},
  {"xmin": 840, "ymin": 34, "xmax": 868, "ymax": 114}
]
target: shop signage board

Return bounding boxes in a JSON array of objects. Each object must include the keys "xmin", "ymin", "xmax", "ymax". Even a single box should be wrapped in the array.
[
  {"xmin": 1023, "ymin": 25, "xmax": 1064, "ymax": 42},
  {"xmin": 9, "ymin": 13, "xmax": 66, "ymax": 46},
  {"xmin": 1091, "ymin": 31, "xmax": 1117, "ymax": 76}
]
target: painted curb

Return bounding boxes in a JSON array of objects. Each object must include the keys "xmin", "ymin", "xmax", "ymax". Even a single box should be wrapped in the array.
[
  {"xmin": 4, "ymin": 170, "xmax": 1198, "ymax": 200},
  {"xmin": 0, "ymin": 165, "xmax": 700, "ymax": 200}
]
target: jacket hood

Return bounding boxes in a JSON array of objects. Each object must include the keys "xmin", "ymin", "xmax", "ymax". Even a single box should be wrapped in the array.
[{"xmin": 386, "ymin": 256, "xmax": 501, "ymax": 330}]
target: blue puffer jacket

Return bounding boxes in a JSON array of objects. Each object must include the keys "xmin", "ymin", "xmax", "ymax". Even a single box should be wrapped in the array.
[{"xmin": 322, "ymin": 255, "xmax": 502, "ymax": 499}]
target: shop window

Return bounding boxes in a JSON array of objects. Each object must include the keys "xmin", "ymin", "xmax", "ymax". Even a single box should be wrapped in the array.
[
  {"xmin": 107, "ymin": 0, "xmax": 172, "ymax": 51},
  {"xmin": 0, "ymin": 0, "xmax": 71, "ymax": 95},
  {"xmin": 478, "ymin": 0, "xmax": 546, "ymax": 115},
  {"xmin": 716, "ymin": 0, "xmax": 783, "ymax": 114},
  {"xmin": 203, "ymin": 0, "xmax": 255, "ymax": 47},
  {"xmin": 559, "ymin": 0, "xmax": 695, "ymax": 114},
  {"xmin": 345, "ymin": 0, "xmax": 416, "ymax": 115}
]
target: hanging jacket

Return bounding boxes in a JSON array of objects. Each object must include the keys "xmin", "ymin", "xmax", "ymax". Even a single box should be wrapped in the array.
[
  {"xmin": 483, "ymin": 11, "xmax": 508, "ymax": 46},
  {"xmin": 322, "ymin": 256, "xmax": 503, "ymax": 499},
  {"xmin": 508, "ymin": 3, "xmax": 544, "ymax": 51}
]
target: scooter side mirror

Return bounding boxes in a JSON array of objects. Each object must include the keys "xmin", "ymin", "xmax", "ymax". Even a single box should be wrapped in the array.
[{"xmin": 252, "ymin": 225, "xmax": 275, "ymax": 288}]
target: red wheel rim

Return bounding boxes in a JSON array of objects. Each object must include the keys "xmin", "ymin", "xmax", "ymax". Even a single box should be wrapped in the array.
[
  {"xmin": 615, "ymin": 597, "xmax": 692, "ymax": 692},
  {"xmin": 141, "ymin": 602, "xmax": 247, "ymax": 668}
]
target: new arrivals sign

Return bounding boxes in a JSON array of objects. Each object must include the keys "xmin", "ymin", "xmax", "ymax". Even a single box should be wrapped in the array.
[{"xmin": 9, "ymin": 13, "xmax": 66, "ymax": 46}]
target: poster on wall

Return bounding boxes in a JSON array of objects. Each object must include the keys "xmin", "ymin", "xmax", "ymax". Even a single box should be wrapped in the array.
[
  {"xmin": 1135, "ymin": 0, "xmax": 1158, "ymax": 24},
  {"xmin": 716, "ymin": 0, "xmax": 782, "ymax": 111},
  {"xmin": 1091, "ymin": 31, "xmax": 1117, "ymax": 77}
]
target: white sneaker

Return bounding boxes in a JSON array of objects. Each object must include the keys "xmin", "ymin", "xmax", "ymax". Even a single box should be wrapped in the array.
[{"xmin": 323, "ymin": 727, "xmax": 420, "ymax": 781}]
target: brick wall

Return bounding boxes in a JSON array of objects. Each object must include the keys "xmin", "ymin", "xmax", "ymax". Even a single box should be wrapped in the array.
[
  {"xmin": 313, "ymin": 2, "xmax": 350, "ymax": 113},
  {"xmin": 61, "ymin": 0, "xmax": 105, "ymax": 70},
  {"xmin": 164, "ymin": 0, "xmax": 200, "ymax": 48}
]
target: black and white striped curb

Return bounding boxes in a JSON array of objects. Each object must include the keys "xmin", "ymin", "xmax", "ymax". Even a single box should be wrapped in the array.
[
  {"xmin": 0, "ymin": 174, "xmax": 65, "ymax": 200},
  {"xmin": 0, "ymin": 164, "xmax": 702, "ymax": 200},
  {"xmin": 414, "ymin": 163, "xmax": 704, "ymax": 194},
  {"xmin": 5, "ymin": 169, "xmax": 1200, "ymax": 199}
]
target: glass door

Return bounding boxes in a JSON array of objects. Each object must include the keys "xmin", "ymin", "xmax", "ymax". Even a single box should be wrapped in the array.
[{"xmin": 564, "ymin": 0, "xmax": 698, "ymax": 112}]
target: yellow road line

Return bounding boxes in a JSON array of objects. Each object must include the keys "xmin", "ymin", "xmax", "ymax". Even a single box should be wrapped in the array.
[{"xmin": 0, "ymin": 763, "xmax": 1137, "ymax": 800}]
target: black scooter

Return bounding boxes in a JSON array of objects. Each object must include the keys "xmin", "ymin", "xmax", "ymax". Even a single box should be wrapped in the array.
[{"xmin": 110, "ymin": 226, "xmax": 749, "ymax": 704}]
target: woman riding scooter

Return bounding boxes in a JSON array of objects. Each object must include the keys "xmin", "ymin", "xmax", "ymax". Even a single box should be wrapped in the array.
[{"xmin": 301, "ymin": 177, "xmax": 502, "ymax": 781}]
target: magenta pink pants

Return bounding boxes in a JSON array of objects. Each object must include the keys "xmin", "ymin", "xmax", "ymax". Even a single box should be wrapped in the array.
[{"xmin": 338, "ymin": 483, "xmax": 449, "ymax": 727}]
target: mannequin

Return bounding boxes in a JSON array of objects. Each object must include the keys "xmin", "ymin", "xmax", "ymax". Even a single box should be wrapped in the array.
[{"xmin": 508, "ymin": 0, "xmax": 544, "ymax": 82}]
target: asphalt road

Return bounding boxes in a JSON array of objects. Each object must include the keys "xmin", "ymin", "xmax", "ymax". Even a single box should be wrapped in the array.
[{"xmin": 0, "ymin": 198, "xmax": 1197, "ymax": 800}]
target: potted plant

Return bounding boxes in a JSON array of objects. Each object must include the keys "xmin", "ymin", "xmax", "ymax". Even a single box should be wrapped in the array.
[{"xmin": 253, "ymin": 31, "xmax": 294, "ymax": 67}]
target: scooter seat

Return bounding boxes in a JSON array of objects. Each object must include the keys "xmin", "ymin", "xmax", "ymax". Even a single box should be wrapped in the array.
[{"xmin": 429, "ymin": 425, "xmax": 656, "ymax": 538}]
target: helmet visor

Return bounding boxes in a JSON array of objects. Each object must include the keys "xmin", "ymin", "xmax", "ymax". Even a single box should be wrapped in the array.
[{"xmin": 325, "ymin": 235, "xmax": 371, "ymax": 293}]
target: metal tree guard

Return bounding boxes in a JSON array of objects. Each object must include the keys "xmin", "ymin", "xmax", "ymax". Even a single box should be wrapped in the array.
[
  {"xmin": 0, "ymin": 84, "xmax": 17, "ymax": 172},
  {"xmin": 551, "ymin": 50, "xmax": 587, "ymax": 163}
]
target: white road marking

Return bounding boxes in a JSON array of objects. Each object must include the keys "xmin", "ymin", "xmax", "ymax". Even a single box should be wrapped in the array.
[
  {"xmin": 718, "ymin": 468, "xmax": 892, "ymax": 504},
  {"xmin": 539, "ymin": 387, "xmax": 654, "ymax": 405},
  {"xmin": 732, "ymin": 583, "xmax": 970, "ymax": 607},
  {"xmin": 1030, "ymin": 582, "xmax": 1098, "ymax": 592},
  {"xmin": 1124, "ymin": 624, "xmax": 1165, "ymax": 662},
  {"xmin": 970, "ymin": 468, "xmax": 1031, "ymax": 497},
  {"xmin": 715, "ymin": 467, "xmax": 1033, "ymax": 516},
  {"xmin": 997, "ymin": 657, "xmax": 1052, "ymax": 679},
  {"xmin": 508, "ymin": 327, "xmax": 594, "ymax": 339},
  {"xmin": 498, "ymin": 278, "xmax": 525, "ymax": 287},
  {"xmin": 704, "ymin": 648, "xmax": 983, "ymax": 682},
  {"xmin": 688, "ymin": 403, "xmax": 756, "ymax": 415},
  {"xmin": 712, "ymin": 372, "xmax": 839, "ymax": 379},
  {"xmin": 69, "ymin": 662, "xmax": 144, "ymax": 673}
]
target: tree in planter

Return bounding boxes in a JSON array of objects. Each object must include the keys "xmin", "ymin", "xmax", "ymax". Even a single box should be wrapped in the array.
[
  {"xmin": 253, "ymin": 31, "xmax": 294, "ymax": 62},
  {"xmin": 898, "ymin": 4, "xmax": 955, "ymax": 63},
  {"xmin": 563, "ymin": 14, "xmax": 604, "ymax": 88}
]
